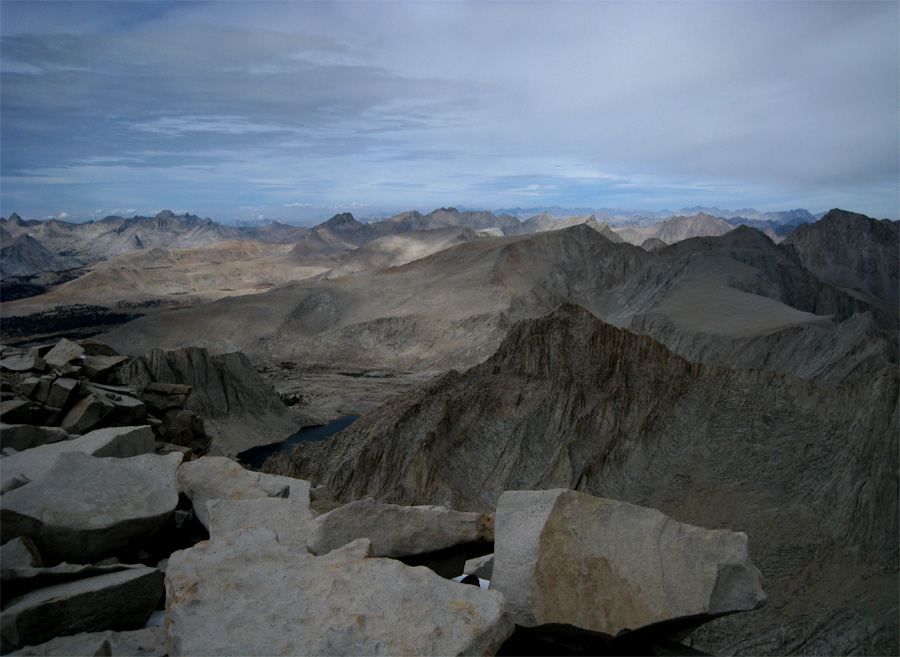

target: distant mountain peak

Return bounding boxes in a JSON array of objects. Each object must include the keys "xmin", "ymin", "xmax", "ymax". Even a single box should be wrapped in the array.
[
  {"xmin": 156, "ymin": 210, "xmax": 176, "ymax": 220},
  {"xmin": 320, "ymin": 212, "xmax": 362, "ymax": 231}
]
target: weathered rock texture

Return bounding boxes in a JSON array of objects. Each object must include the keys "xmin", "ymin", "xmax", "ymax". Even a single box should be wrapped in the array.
[
  {"xmin": 783, "ymin": 208, "xmax": 899, "ymax": 304},
  {"xmin": 492, "ymin": 489, "xmax": 766, "ymax": 635},
  {"xmin": 1, "ymin": 425, "xmax": 155, "ymax": 493},
  {"xmin": 307, "ymin": 498, "xmax": 493, "ymax": 558},
  {"xmin": 164, "ymin": 528, "xmax": 514, "ymax": 656},
  {"xmin": 287, "ymin": 304, "xmax": 898, "ymax": 655},
  {"xmin": 0, "ymin": 565, "xmax": 163, "ymax": 653},
  {"xmin": 118, "ymin": 347, "xmax": 297, "ymax": 455},
  {"xmin": 206, "ymin": 498, "xmax": 314, "ymax": 550},
  {"xmin": 7, "ymin": 626, "xmax": 166, "ymax": 657},
  {"xmin": 175, "ymin": 456, "xmax": 268, "ymax": 530},
  {"xmin": 1, "ymin": 451, "xmax": 182, "ymax": 564}
]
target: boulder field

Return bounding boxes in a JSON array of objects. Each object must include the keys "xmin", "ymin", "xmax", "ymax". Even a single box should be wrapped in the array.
[
  {"xmin": 0, "ymin": 430, "xmax": 766, "ymax": 654},
  {"xmin": 1, "ymin": 337, "xmax": 768, "ymax": 655}
]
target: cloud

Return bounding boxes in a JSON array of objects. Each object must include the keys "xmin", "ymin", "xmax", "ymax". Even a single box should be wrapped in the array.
[{"xmin": 1, "ymin": 1, "xmax": 897, "ymax": 220}]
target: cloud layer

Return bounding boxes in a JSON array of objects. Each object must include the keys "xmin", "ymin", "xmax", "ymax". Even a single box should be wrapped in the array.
[{"xmin": 2, "ymin": 1, "xmax": 897, "ymax": 222}]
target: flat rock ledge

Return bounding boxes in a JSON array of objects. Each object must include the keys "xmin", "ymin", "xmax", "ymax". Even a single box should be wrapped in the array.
[
  {"xmin": 165, "ymin": 528, "xmax": 513, "ymax": 656},
  {"xmin": 491, "ymin": 489, "xmax": 767, "ymax": 637},
  {"xmin": 1, "ymin": 451, "xmax": 182, "ymax": 564},
  {"xmin": 0, "ymin": 565, "xmax": 163, "ymax": 653},
  {"xmin": 307, "ymin": 497, "xmax": 494, "ymax": 558}
]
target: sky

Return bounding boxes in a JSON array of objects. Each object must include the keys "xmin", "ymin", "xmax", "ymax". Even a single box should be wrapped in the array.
[{"xmin": 1, "ymin": 1, "xmax": 898, "ymax": 225}]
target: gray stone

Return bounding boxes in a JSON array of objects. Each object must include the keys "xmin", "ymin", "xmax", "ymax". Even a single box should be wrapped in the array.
[
  {"xmin": 46, "ymin": 378, "xmax": 78, "ymax": 409},
  {"xmin": 0, "ymin": 425, "xmax": 69, "ymax": 452},
  {"xmin": 29, "ymin": 378, "xmax": 54, "ymax": 404},
  {"xmin": 144, "ymin": 382, "xmax": 191, "ymax": 396},
  {"xmin": 464, "ymin": 553, "xmax": 494, "ymax": 580},
  {"xmin": 0, "ymin": 400, "xmax": 34, "ymax": 425},
  {"xmin": 0, "ymin": 565, "xmax": 163, "ymax": 653},
  {"xmin": 43, "ymin": 339, "xmax": 84, "ymax": 370},
  {"xmin": 491, "ymin": 489, "xmax": 767, "ymax": 636},
  {"xmin": 81, "ymin": 356, "xmax": 128, "ymax": 380},
  {"xmin": 17, "ymin": 378, "xmax": 41, "ymax": 398},
  {"xmin": 82, "ymin": 386, "xmax": 146, "ymax": 426},
  {"xmin": 164, "ymin": 528, "xmax": 512, "ymax": 656},
  {"xmin": 0, "ymin": 357, "xmax": 44, "ymax": 374},
  {"xmin": 0, "ymin": 537, "xmax": 43, "ymax": 571},
  {"xmin": 77, "ymin": 339, "xmax": 122, "ymax": 358},
  {"xmin": 0, "ymin": 451, "xmax": 182, "ymax": 564},
  {"xmin": 207, "ymin": 498, "xmax": 315, "ymax": 550},
  {"xmin": 160, "ymin": 410, "xmax": 207, "ymax": 452},
  {"xmin": 175, "ymin": 456, "xmax": 268, "ymax": 530},
  {"xmin": 249, "ymin": 472, "xmax": 311, "ymax": 505},
  {"xmin": 307, "ymin": 498, "xmax": 494, "ymax": 558},
  {"xmin": 8, "ymin": 626, "xmax": 165, "ymax": 657},
  {"xmin": 60, "ymin": 396, "xmax": 106, "ymax": 434},
  {"xmin": 0, "ymin": 426, "xmax": 156, "ymax": 494}
]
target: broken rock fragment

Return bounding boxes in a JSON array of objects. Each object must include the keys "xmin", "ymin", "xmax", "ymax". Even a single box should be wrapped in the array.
[
  {"xmin": 165, "ymin": 528, "xmax": 513, "ymax": 656},
  {"xmin": 307, "ymin": 497, "xmax": 494, "ymax": 558},
  {"xmin": 0, "ymin": 565, "xmax": 163, "ymax": 653},
  {"xmin": 175, "ymin": 456, "xmax": 268, "ymax": 530},
  {"xmin": 491, "ymin": 489, "xmax": 766, "ymax": 637},
  {"xmin": 0, "ymin": 451, "xmax": 182, "ymax": 564}
]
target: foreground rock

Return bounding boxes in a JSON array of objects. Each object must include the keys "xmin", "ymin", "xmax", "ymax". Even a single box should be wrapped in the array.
[
  {"xmin": 0, "ymin": 565, "xmax": 163, "ymax": 653},
  {"xmin": 207, "ymin": 498, "xmax": 314, "ymax": 550},
  {"xmin": 1, "ymin": 451, "xmax": 182, "ymax": 564},
  {"xmin": 7, "ymin": 626, "xmax": 165, "ymax": 657},
  {"xmin": 175, "ymin": 456, "xmax": 268, "ymax": 530},
  {"xmin": 307, "ymin": 498, "xmax": 493, "ymax": 558},
  {"xmin": 0, "ymin": 425, "xmax": 68, "ymax": 453},
  {"xmin": 165, "ymin": 528, "xmax": 513, "ymax": 656},
  {"xmin": 491, "ymin": 489, "xmax": 766, "ymax": 637},
  {"xmin": 0, "ymin": 425, "xmax": 155, "ymax": 494}
]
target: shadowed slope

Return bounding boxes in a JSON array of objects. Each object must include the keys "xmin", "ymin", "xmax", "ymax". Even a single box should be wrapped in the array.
[{"xmin": 286, "ymin": 303, "xmax": 898, "ymax": 655}]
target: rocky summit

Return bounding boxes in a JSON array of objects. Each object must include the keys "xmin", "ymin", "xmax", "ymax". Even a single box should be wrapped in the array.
[
  {"xmin": 285, "ymin": 303, "xmax": 898, "ymax": 654},
  {"xmin": 0, "ymin": 206, "xmax": 897, "ymax": 656},
  {"xmin": 1, "ymin": 339, "xmax": 775, "ymax": 656}
]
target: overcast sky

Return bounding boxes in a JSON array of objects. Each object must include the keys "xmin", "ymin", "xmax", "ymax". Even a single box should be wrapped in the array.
[{"xmin": 2, "ymin": 1, "xmax": 897, "ymax": 223}]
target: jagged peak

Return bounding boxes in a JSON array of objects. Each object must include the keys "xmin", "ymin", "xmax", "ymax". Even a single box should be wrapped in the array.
[
  {"xmin": 319, "ymin": 212, "xmax": 362, "ymax": 231},
  {"xmin": 155, "ymin": 210, "xmax": 175, "ymax": 220}
]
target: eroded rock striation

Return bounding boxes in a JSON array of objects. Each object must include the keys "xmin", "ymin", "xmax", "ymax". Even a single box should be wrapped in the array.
[
  {"xmin": 286, "ymin": 303, "xmax": 898, "ymax": 654},
  {"xmin": 118, "ymin": 347, "xmax": 298, "ymax": 455}
]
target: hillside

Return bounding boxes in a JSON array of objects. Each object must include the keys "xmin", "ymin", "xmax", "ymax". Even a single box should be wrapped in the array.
[
  {"xmin": 612, "ymin": 212, "xmax": 735, "ymax": 245},
  {"xmin": 285, "ymin": 303, "xmax": 898, "ymax": 655},
  {"xmin": 783, "ymin": 208, "xmax": 899, "ymax": 304}
]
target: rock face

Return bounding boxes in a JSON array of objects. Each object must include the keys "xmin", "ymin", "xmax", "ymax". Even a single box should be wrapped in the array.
[
  {"xmin": 491, "ymin": 489, "xmax": 766, "ymax": 635},
  {"xmin": 1, "ymin": 451, "xmax": 182, "ymax": 564},
  {"xmin": 118, "ymin": 347, "xmax": 297, "ymax": 455},
  {"xmin": 6, "ymin": 626, "xmax": 166, "ymax": 657},
  {"xmin": 0, "ymin": 425, "xmax": 156, "ymax": 494},
  {"xmin": 307, "ymin": 498, "xmax": 494, "ymax": 558},
  {"xmin": 287, "ymin": 304, "xmax": 898, "ymax": 655},
  {"xmin": 783, "ymin": 209, "xmax": 899, "ymax": 304},
  {"xmin": 206, "ymin": 498, "xmax": 314, "ymax": 550},
  {"xmin": 175, "ymin": 456, "xmax": 268, "ymax": 530},
  {"xmin": 0, "ymin": 425, "xmax": 68, "ymax": 452},
  {"xmin": 164, "ymin": 528, "xmax": 513, "ymax": 656},
  {"xmin": 0, "ymin": 565, "xmax": 163, "ymax": 653}
]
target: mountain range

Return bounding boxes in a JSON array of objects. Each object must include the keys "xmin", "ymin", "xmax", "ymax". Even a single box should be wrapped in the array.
[{"xmin": 0, "ymin": 203, "xmax": 897, "ymax": 655}]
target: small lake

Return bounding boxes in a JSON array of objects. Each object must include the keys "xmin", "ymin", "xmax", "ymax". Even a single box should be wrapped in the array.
[{"xmin": 237, "ymin": 414, "xmax": 360, "ymax": 469}]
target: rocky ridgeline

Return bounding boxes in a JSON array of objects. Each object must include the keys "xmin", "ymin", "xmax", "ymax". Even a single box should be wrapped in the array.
[
  {"xmin": 0, "ymin": 338, "xmax": 210, "ymax": 463},
  {"xmin": 0, "ymin": 437, "xmax": 767, "ymax": 655},
  {"xmin": 0, "ymin": 344, "xmax": 767, "ymax": 654}
]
